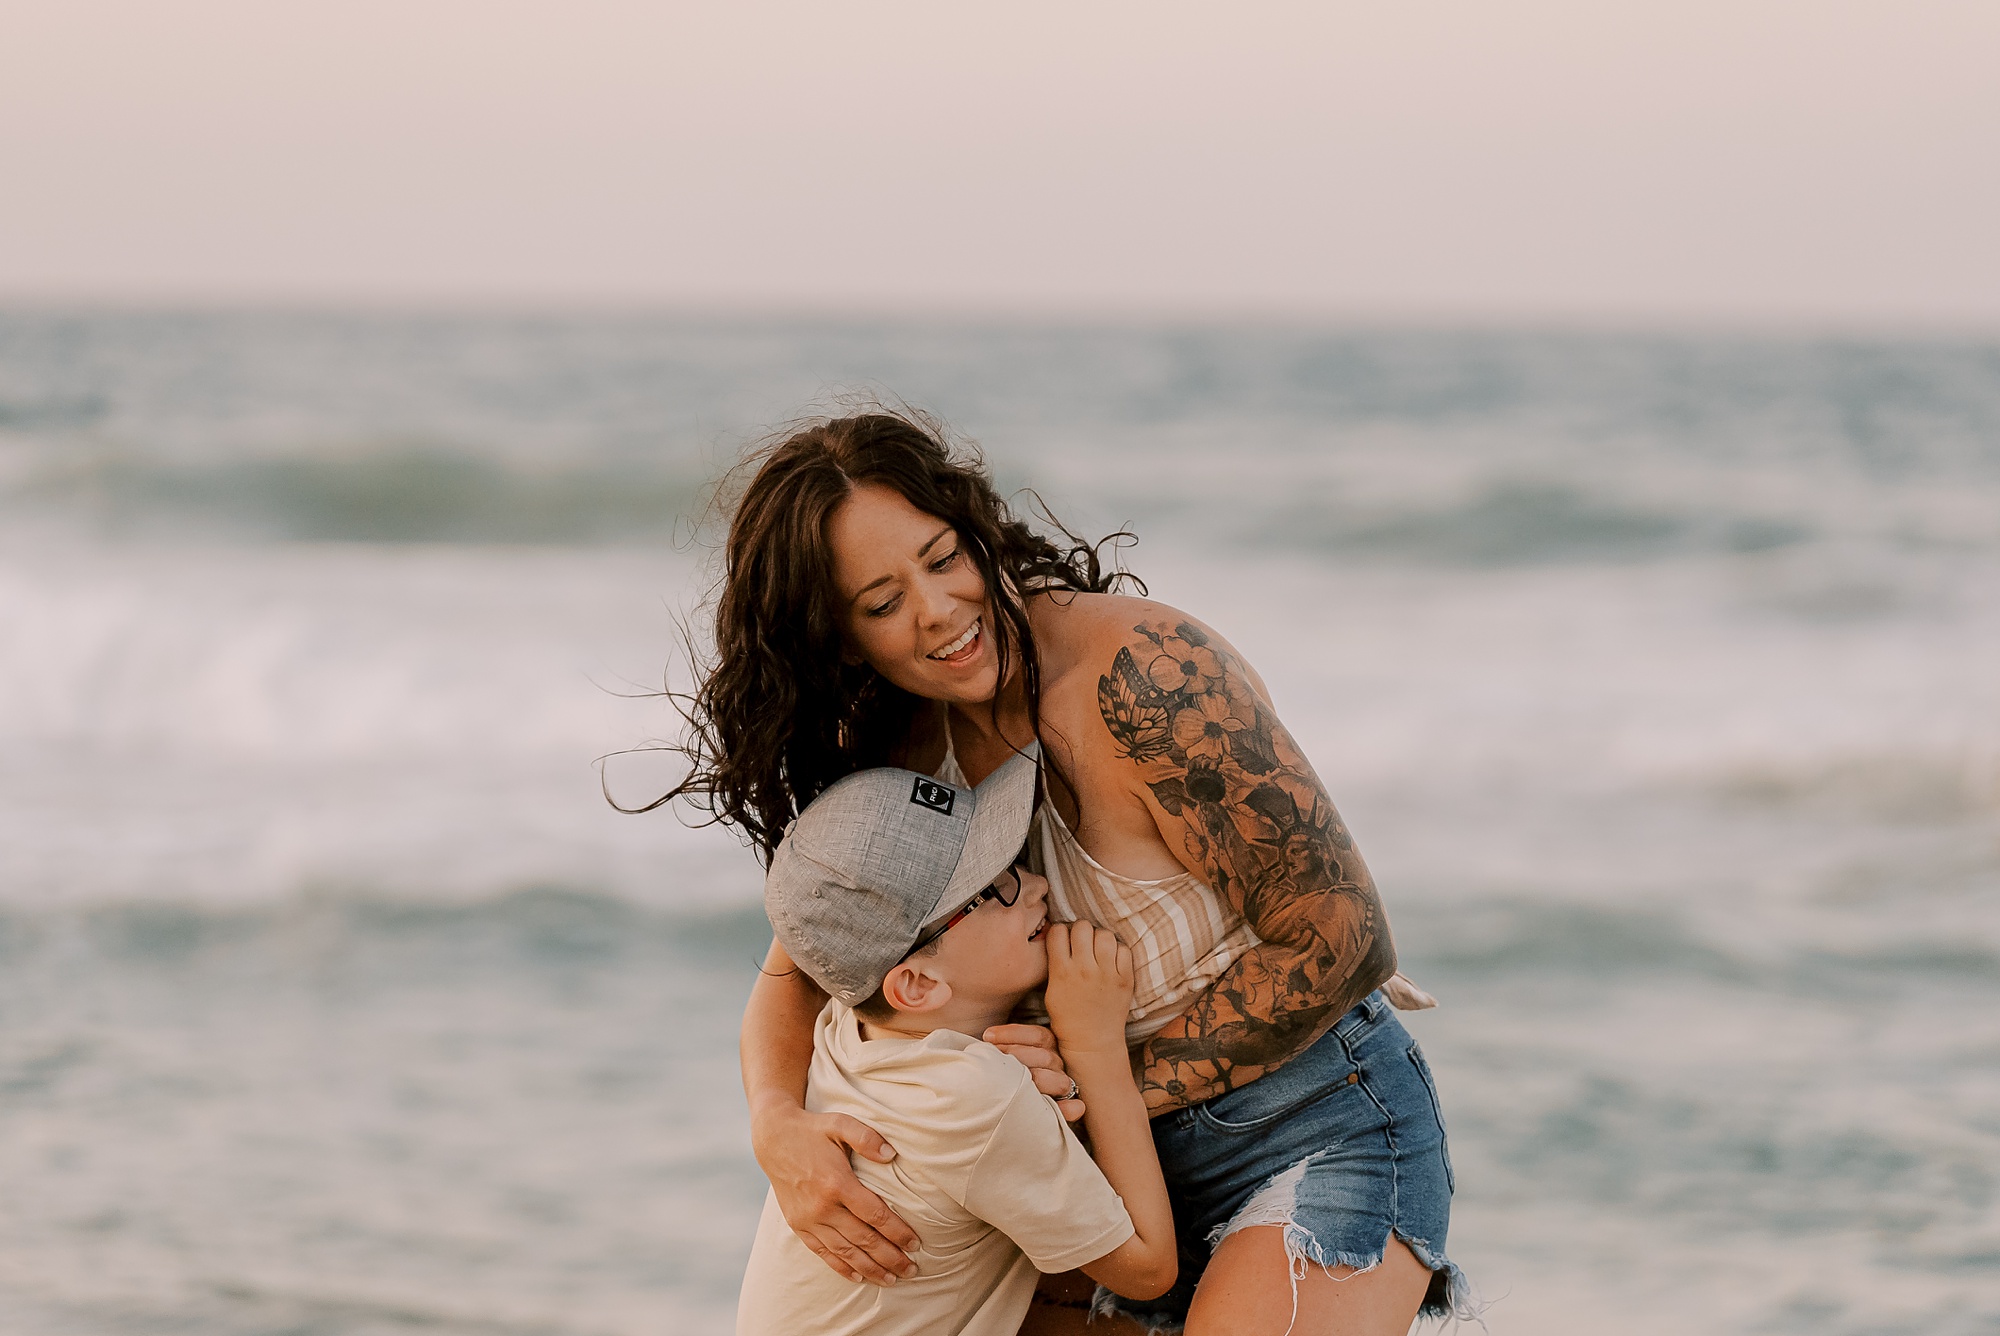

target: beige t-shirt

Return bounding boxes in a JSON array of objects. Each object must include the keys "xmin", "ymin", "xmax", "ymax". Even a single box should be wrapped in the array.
[{"xmin": 736, "ymin": 1002, "xmax": 1135, "ymax": 1336}]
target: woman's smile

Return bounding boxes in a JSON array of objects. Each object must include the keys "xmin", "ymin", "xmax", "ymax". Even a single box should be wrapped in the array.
[{"xmin": 926, "ymin": 618, "xmax": 982, "ymax": 664}]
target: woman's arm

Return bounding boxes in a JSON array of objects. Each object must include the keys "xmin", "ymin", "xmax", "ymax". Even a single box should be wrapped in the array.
[
  {"xmin": 741, "ymin": 941, "xmax": 920, "ymax": 1283},
  {"xmin": 1095, "ymin": 617, "xmax": 1398, "ymax": 1114}
]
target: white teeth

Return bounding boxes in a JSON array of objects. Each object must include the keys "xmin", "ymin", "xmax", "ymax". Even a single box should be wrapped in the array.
[{"xmin": 928, "ymin": 619, "xmax": 980, "ymax": 660}]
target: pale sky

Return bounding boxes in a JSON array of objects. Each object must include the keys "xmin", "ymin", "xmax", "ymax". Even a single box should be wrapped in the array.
[{"xmin": 3, "ymin": 0, "xmax": 1996, "ymax": 326}]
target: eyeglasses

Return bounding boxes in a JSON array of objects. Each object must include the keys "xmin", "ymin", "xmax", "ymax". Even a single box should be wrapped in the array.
[{"xmin": 907, "ymin": 867, "xmax": 1022, "ymax": 957}]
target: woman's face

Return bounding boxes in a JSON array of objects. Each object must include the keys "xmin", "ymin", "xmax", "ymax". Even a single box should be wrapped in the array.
[{"xmin": 827, "ymin": 482, "xmax": 1001, "ymax": 705}]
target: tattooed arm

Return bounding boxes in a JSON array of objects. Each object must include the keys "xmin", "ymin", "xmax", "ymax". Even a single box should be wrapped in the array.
[{"xmin": 1096, "ymin": 617, "xmax": 1398, "ymax": 1113}]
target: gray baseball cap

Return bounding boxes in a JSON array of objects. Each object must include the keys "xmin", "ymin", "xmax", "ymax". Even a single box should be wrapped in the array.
[{"xmin": 766, "ymin": 747, "xmax": 1040, "ymax": 1006}]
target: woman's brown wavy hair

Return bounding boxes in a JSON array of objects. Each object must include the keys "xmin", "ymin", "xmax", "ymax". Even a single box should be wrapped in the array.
[{"xmin": 638, "ymin": 407, "xmax": 1141, "ymax": 864}]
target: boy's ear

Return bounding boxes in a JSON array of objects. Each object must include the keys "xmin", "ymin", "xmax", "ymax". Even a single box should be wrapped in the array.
[{"xmin": 881, "ymin": 960, "xmax": 952, "ymax": 1014}]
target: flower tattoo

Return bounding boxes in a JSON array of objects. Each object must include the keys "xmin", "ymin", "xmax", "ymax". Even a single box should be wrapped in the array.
[
  {"xmin": 1100, "ymin": 619, "xmax": 1396, "ymax": 1113},
  {"xmin": 1147, "ymin": 635, "xmax": 1224, "ymax": 695},
  {"xmin": 1171, "ymin": 693, "xmax": 1247, "ymax": 761}
]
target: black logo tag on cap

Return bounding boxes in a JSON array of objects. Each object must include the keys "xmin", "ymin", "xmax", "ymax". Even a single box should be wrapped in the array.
[{"xmin": 910, "ymin": 778, "xmax": 956, "ymax": 815}]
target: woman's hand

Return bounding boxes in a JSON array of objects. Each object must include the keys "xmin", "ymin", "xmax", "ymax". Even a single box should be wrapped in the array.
[
  {"xmin": 981, "ymin": 1022, "xmax": 1087, "ymax": 1121},
  {"xmin": 749, "ymin": 1098, "xmax": 920, "ymax": 1285},
  {"xmin": 1382, "ymin": 971, "xmax": 1437, "ymax": 1011}
]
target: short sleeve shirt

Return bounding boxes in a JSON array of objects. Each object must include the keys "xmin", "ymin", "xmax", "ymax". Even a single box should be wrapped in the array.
[{"xmin": 735, "ymin": 1003, "xmax": 1134, "ymax": 1336}]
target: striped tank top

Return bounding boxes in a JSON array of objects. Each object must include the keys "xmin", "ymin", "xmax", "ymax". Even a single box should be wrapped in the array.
[{"xmin": 937, "ymin": 736, "xmax": 1263, "ymax": 1044}]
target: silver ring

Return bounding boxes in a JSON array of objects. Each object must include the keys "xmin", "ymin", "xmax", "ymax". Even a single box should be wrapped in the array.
[{"xmin": 1063, "ymin": 1077, "xmax": 1080, "ymax": 1103}]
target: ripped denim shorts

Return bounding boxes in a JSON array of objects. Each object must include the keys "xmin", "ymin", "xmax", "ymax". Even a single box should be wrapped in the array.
[{"xmin": 1097, "ymin": 991, "xmax": 1474, "ymax": 1331}]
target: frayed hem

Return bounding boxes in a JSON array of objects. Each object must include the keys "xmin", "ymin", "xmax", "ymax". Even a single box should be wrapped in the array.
[
  {"xmin": 1399, "ymin": 1241, "xmax": 1486, "ymax": 1331},
  {"xmin": 1206, "ymin": 1152, "xmax": 1488, "ymax": 1333},
  {"xmin": 1089, "ymin": 1284, "xmax": 1184, "ymax": 1336}
]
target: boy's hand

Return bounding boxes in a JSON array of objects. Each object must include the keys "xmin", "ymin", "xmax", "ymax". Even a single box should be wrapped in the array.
[{"xmin": 1042, "ymin": 921, "xmax": 1135, "ymax": 1059}]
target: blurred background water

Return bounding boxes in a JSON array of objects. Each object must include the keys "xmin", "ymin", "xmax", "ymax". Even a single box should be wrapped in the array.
[{"xmin": 2, "ymin": 310, "xmax": 1998, "ymax": 1334}]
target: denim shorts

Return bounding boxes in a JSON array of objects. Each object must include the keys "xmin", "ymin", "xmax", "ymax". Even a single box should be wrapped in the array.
[{"xmin": 1097, "ymin": 991, "xmax": 1473, "ymax": 1330}]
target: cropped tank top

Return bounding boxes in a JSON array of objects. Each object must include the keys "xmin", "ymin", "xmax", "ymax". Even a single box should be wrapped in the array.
[{"xmin": 937, "ymin": 734, "xmax": 1263, "ymax": 1043}]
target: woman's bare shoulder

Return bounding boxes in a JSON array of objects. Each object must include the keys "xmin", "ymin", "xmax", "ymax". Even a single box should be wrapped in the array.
[
  {"xmin": 1031, "ymin": 591, "xmax": 1225, "ymax": 668},
  {"xmin": 1032, "ymin": 592, "xmax": 1274, "ymax": 720}
]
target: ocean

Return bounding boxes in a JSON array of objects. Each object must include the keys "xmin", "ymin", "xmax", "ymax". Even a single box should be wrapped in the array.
[{"xmin": 2, "ymin": 311, "xmax": 1996, "ymax": 1334}]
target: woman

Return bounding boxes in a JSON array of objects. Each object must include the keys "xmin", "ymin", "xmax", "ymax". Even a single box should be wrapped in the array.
[{"xmin": 661, "ymin": 410, "xmax": 1469, "ymax": 1334}]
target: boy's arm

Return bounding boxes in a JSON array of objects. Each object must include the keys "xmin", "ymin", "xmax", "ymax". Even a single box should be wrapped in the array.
[{"xmin": 1044, "ymin": 922, "xmax": 1178, "ymax": 1301}]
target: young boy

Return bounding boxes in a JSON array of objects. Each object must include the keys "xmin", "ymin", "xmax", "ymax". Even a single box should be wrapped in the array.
[{"xmin": 736, "ymin": 751, "xmax": 1177, "ymax": 1336}]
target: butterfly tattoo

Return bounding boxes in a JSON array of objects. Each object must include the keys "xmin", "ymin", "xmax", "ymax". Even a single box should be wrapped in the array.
[{"xmin": 1096, "ymin": 646, "xmax": 1173, "ymax": 762}]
